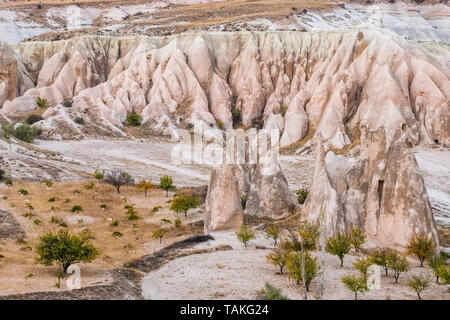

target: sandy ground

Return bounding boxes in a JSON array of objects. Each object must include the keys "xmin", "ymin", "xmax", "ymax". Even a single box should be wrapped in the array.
[
  {"xmin": 142, "ymin": 230, "xmax": 450, "ymax": 300},
  {"xmin": 0, "ymin": 180, "xmax": 203, "ymax": 295}
]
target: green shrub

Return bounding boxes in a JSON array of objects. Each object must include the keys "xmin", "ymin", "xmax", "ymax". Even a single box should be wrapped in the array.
[
  {"xmin": 83, "ymin": 182, "xmax": 95, "ymax": 190},
  {"xmin": 5, "ymin": 179, "xmax": 12, "ymax": 186},
  {"xmin": 112, "ymin": 231, "xmax": 123, "ymax": 237},
  {"xmin": 257, "ymin": 283, "xmax": 289, "ymax": 300},
  {"xmin": 126, "ymin": 204, "xmax": 140, "ymax": 221},
  {"xmin": 152, "ymin": 206, "xmax": 163, "ymax": 212},
  {"xmin": 235, "ymin": 224, "xmax": 256, "ymax": 248},
  {"xmin": 100, "ymin": 204, "xmax": 107, "ymax": 209},
  {"xmin": 174, "ymin": 218, "xmax": 182, "ymax": 228},
  {"xmin": 0, "ymin": 169, "xmax": 4, "ymax": 180},
  {"xmin": 48, "ymin": 197, "xmax": 57, "ymax": 202},
  {"xmin": 3, "ymin": 124, "xmax": 42, "ymax": 143},
  {"xmin": 126, "ymin": 112, "xmax": 142, "ymax": 126},
  {"xmin": 71, "ymin": 205, "xmax": 83, "ymax": 213},
  {"xmin": 18, "ymin": 188, "xmax": 29, "ymax": 195},
  {"xmin": 216, "ymin": 119, "xmax": 224, "ymax": 129},
  {"xmin": 92, "ymin": 168, "xmax": 104, "ymax": 180},
  {"xmin": 36, "ymin": 97, "xmax": 47, "ymax": 108},
  {"xmin": 326, "ymin": 232, "xmax": 351, "ymax": 267},
  {"xmin": 43, "ymin": 180, "xmax": 54, "ymax": 188},
  {"xmin": 33, "ymin": 219, "xmax": 42, "ymax": 226},
  {"xmin": 295, "ymin": 188, "xmax": 308, "ymax": 205},
  {"xmin": 110, "ymin": 219, "xmax": 119, "ymax": 227},
  {"xmin": 26, "ymin": 114, "xmax": 43, "ymax": 125},
  {"xmin": 35, "ymin": 229, "xmax": 99, "ymax": 272},
  {"xmin": 280, "ymin": 105, "xmax": 288, "ymax": 117}
]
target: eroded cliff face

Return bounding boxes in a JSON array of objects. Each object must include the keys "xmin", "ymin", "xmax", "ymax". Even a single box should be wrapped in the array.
[{"xmin": 0, "ymin": 30, "xmax": 448, "ymax": 147}]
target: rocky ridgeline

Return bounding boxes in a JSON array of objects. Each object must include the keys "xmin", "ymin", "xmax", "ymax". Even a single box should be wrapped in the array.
[{"xmin": 0, "ymin": 30, "xmax": 448, "ymax": 251}]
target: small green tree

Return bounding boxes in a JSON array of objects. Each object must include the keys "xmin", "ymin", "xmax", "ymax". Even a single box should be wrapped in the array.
[
  {"xmin": 387, "ymin": 251, "xmax": 409, "ymax": 283},
  {"xmin": 235, "ymin": 224, "xmax": 256, "ymax": 248},
  {"xmin": 407, "ymin": 235, "xmax": 436, "ymax": 267},
  {"xmin": 353, "ymin": 257, "xmax": 373, "ymax": 279},
  {"xmin": 257, "ymin": 283, "xmax": 288, "ymax": 300},
  {"xmin": 266, "ymin": 247, "xmax": 288, "ymax": 274},
  {"xmin": 408, "ymin": 275, "xmax": 431, "ymax": 300},
  {"xmin": 350, "ymin": 226, "xmax": 366, "ymax": 252},
  {"xmin": 159, "ymin": 175, "xmax": 175, "ymax": 197},
  {"xmin": 427, "ymin": 253, "xmax": 446, "ymax": 283},
  {"xmin": 370, "ymin": 249, "xmax": 391, "ymax": 276},
  {"xmin": 341, "ymin": 274, "xmax": 368, "ymax": 300},
  {"xmin": 152, "ymin": 228, "xmax": 169, "ymax": 244},
  {"xmin": 286, "ymin": 251, "xmax": 318, "ymax": 292},
  {"xmin": 35, "ymin": 229, "xmax": 99, "ymax": 273},
  {"xmin": 170, "ymin": 195, "xmax": 200, "ymax": 218},
  {"xmin": 326, "ymin": 232, "xmax": 351, "ymax": 267},
  {"xmin": 135, "ymin": 179, "xmax": 153, "ymax": 197},
  {"xmin": 265, "ymin": 225, "xmax": 281, "ymax": 246}
]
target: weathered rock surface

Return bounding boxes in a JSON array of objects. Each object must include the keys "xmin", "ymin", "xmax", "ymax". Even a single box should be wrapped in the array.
[
  {"xmin": 304, "ymin": 128, "xmax": 440, "ymax": 251},
  {"xmin": 204, "ymin": 165, "xmax": 244, "ymax": 233}
]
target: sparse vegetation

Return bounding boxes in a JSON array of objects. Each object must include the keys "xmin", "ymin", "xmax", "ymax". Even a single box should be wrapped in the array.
[
  {"xmin": 83, "ymin": 182, "xmax": 95, "ymax": 190},
  {"xmin": 0, "ymin": 169, "xmax": 4, "ymax": 180},
  {"xmin": 231, "ymin": 109, "xmax": 242, "ymax": 126},
  {"xmin": 92, "ymin": 168, "xmax": 104, "ymax": 180},
  {"xmin": 280, "ymin": 105, "xmax": 288, "ymax": 117},
  {"xmin": 35, "ymin": 229, "xmax": 99, "ymax": 273},
  {"xmin": 174, "ymin": 218, "xmax": 182, "ymax": 228},
  {"xmin": 235, "ymin": 224, "xmax": 256, "ymax": 248}
]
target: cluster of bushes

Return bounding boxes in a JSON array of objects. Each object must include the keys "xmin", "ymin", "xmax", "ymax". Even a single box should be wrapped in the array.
[{"xmin": 2, "ymin": 124, "xmax": 42, "ymax": 142}]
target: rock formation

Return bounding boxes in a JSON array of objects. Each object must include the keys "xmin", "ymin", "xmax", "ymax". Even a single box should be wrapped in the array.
[
  {"xmin": 204, "ymin": 164, "xmax": 244, "ymax": 233},
  {"xmin": 304, "ymin": 129, "xmax": 440, "ymax": 251},
  {"xmin": 0, "ymin": 31, "xmax": 447, "ymax": 146}
]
